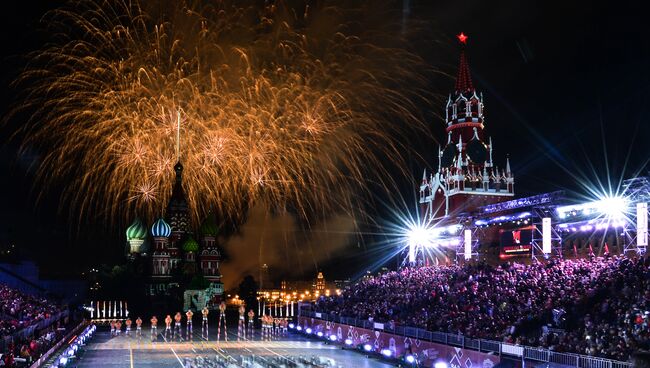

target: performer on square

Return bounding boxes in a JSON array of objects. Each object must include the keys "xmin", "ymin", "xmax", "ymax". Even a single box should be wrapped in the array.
[
  {"xmin": 135, "ymin": 317, "xmax": 143, "ymax": 338},
  {"xmin": 217, "ymin": 302, "xmax": 228, "ymax": 342},
  {"xmin": 274, "ymin": 317, "xmax": 281, "ymax": 336},
  {"xmin": 125, "ymin": 318, "xmax": 132, "ymax": 336},
  {"xmin": 237, "ymin": 305, "xmax": 246, "ymax": 339},
  {"xmin": 115, "ymin": 320, "xmax": 122, "ymax": 336},
  {"xmin": 247, "ymin": 309, "xmax": 255, "ymax": 336},
  {"xmin": 174, "ymin": 312, "xmax": 183, "ymax": 340},
  {"xmin": 110, "ymin": 320, "xmax": 116, "ymax": 337},
  {"xmin": 201, "ymin": 306, "xmax": 209, "ymax": 340},
  {"xmin": 150, "ymin": 315, "xmax": 158, "ymax": 341},
  {"xmin": 164, "ymin": 314, "xmax": 172, "ymax": 340},
  {"xmin": 185, "ymin": 309, "xmax": 194, "ymax": 338}
]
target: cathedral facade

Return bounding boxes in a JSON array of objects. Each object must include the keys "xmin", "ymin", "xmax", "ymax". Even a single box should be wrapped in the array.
[{"xmin": 124, "ymin": 161, "xmax": 224, "ymax": 307}]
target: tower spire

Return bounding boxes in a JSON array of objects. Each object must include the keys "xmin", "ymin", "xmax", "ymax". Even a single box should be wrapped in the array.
[
  {"xmin": 455, "ymin": 33, "xmax": 474, "ymax": 94},
  {"xmin": 176, "ymin": 110, "xmax": 181, "ymax": 162}
]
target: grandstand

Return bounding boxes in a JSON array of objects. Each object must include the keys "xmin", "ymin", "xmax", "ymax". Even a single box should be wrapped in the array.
[{"xmin": 314, "ymin": 256, "xmax": 650, "ymax": 362}]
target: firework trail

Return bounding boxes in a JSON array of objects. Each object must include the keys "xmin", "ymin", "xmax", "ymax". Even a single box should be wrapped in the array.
[{"xmin": 9, "ymin": 0, "xmax": 436, "ymax": 226}]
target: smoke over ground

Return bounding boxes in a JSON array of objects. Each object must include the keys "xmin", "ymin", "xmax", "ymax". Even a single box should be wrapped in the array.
[{"xmin": 220, "ymin": 205, "xmax": 356, "ymax": 290}]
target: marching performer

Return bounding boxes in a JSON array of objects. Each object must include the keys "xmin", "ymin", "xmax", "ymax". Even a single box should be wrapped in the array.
[
  {"xmin": 217, "ymin": 302, "xmax": 228, "ymax": 342},
  {"xmin": 115, "ymin": 320, "xmax": 122, "ymax": 336},
  {"xmin": 201, "ymin": 306, "xmax": 209, "ymax": 339},
  {"xmin": 274, "ymin": 317, "xmax": 281, "ymax": 336},
  {"xmin": 125, "ymin": 318, "xmax": 132, "ymax": 336},
  {"xmin": 135, "ymin": 317, "xmax": 143, "ymax": 338},
  {"xmin": 110, "ymin": 320, "xmax": 116, "ymax": 337},
  {"xmin": 247, "ymin": 309, "xmax": 255, "ymax": 334},
  {"xmin": 150, "ymin": 315, "xmax": 158, "ymax": 341},
  {"xmin": 164, "ymin": 315, "xmax": 173, "ymax": 340},
  {"xmin": 281, "ymin": 319, "xmax": 288, "ymax": 334},
  {"xmin": 174, "ymin": 312, "xmax": 182, "ymax": 340},
  {"xmin": 237, "ymin": 305, "xmax": 246, "ymax": 339},
  {"xmin": 185, "ymin": 309, "xmax": 194, "ymax": 338}
]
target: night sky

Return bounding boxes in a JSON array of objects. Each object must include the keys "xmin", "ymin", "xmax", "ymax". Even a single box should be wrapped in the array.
[{"xmin": 0, "ymin": 1, "xmax": 648, "ymax": 281}]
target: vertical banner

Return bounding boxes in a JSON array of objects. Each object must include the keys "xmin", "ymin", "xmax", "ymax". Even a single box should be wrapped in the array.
[
  {"xmin": 542, "ymin": 217, "xmax": 552, "ymax": 254},
  {"xmin": 408, "ymin": 240, "xmax": 416, "ymax": 263},
  {"xmin": 638, "ymin": 203, "xmax": 648, "ymax": 246},
  {"xmin": 464, "ymin": 229, "xmax": 472, "ymax": 260}
]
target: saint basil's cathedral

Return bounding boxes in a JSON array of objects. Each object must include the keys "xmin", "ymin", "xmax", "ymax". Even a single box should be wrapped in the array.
[{"xmin": 123, "ymin": 161, "xmax": 224, "ymax": 307}]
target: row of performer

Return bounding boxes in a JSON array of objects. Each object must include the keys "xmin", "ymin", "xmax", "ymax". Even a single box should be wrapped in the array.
[{"xmin": 107, "ymin": 305, "xmax": 290, "ymax": 341}]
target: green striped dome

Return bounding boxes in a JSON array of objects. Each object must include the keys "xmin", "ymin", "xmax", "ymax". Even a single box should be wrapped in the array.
[
  {"xmin": 182, "ymin": 236, "xmax": 199, "ymax": 253},
  {"xmin": 126, "ymin": 217, "xmax": 147, "ymax": 240},
  {"xmin": 200, "ymin": 213, "xmax": 219, "ymax": 236}
]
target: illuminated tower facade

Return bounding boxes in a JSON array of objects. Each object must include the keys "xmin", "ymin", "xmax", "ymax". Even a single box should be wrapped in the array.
[
  {"xmin": 150, "ymin": 217, "xmax": 172, "ymax": 279},
  {"xmin": 167, "ymin": 161, "xmax": 190, "ymax": 270},
  {"xmin": 315, "ymin": 272, "xmax": 325, "ymax": 293},
  {"xmin": 420, "ymin": 33, "xmax": 514, "ymax": 221},
  {"xmin": 199, "ymin": 213, "xmax": 222, "ymax": 285}
]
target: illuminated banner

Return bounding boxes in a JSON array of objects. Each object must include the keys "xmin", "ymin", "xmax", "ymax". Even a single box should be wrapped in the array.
[
  {"xmin": 542, "ymin": 217, "xmax": 552, "ymax": 254},
  {"xmin": 638, "ymin": 203, "xmax": 648, "ymax": 247},
  {"xmin": 464, "ymin": 229, "xmax": 472, "ymax": 260}
]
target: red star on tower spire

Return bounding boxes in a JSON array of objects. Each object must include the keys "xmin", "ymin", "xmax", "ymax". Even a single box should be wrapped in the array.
[{"xmin": 454, "ymin": 32, "xmax": 474, "ymax": 93}]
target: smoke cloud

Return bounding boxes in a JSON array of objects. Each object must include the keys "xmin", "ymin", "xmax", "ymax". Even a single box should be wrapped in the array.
[{"xmin": 219, "ymin": 204, "xmax": 356, "ymax": 290}]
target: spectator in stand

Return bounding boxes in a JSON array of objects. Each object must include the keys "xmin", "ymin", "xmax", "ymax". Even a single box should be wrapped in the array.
[
  {"xmin": 316, "ymin": 256, "xmax": 649, "ymax": 362},
  {"xmin": 0, "ymin": 284, "xmax": 61, "ymax": 340}
]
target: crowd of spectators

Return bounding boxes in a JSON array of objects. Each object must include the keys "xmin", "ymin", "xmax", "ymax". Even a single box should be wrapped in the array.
[
  {"xmin": 315, "ymin": 256, "xmax": 650, "ymax": 361},
  {"xmin": 0, "ymin": 284, "xmax": 61, "ymax": 338}
]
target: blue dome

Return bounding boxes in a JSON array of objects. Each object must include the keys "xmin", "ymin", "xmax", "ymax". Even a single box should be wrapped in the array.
[{"xmin": 151, "ymin": 218, "xmax": 172, "ymax": 238}]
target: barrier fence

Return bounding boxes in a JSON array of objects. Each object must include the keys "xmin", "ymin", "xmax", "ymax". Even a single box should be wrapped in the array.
[
  {"xmin": 298, "ymin": 308, "xmax": 632, "ymax": 368},
  {"xmin": 29, "ymin": 320, "xmax": 87, "ymax": 368}
]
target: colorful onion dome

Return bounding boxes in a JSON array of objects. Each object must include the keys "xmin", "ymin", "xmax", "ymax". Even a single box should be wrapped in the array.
[
  {"xmin": 126, "ymin": 217, "xmax": 147, "ymax": 240},
  {"xmin": 151, "ymin": 217, "xmax": 172, "ymax": 238},
  {"xmin": 200, "ymin": 212, "xmax": 219, "ymax": 236},
  {"xmin": 182, "ymin": 236, "xmax": 199, "ymax": 253}
]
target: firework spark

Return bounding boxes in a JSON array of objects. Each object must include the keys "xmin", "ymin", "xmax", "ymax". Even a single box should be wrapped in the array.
[{"xmin": 9, "ymin": 0, "xmax": 435, "ymax": 226}]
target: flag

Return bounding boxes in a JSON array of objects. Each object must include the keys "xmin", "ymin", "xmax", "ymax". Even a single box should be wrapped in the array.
[
  {"xmin": 589, "ymin": 243, "xmax": 594, "ymax": 256},
  {"xmin": 604, "ymin": 242, "xmax": 610, "ymax": 254},
  {"xmin": 573, "ymin": 242, "xmax": 578, "ymax": 257}
]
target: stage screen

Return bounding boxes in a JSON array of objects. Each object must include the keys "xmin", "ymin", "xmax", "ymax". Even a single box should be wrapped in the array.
[{"xmin": 499, "ymin": 226, "xmax": 533, "ymax": 257}]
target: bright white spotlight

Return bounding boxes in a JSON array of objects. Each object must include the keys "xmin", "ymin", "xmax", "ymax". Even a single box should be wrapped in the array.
[
  {"xmin": 288, "ymin": 323, "xmax": 294, "ymax": 329},
  {"xmin": 408, "ymin": 226, "xmax": 431, "ymax": 246},
  {"xmin": 329, "ymin": 335, "xmax": 337, "ymax": 342},
  {"xmin": 406, "ymin": 355, "xmax": 416, "ymax": 364},
  {"xmin": 317, "ymin": 331, "xmax": 323, "ymax": 337},
  {"xmin": 296, "ymin": 326, "xmax": 302, "ymax": 331},
  {"xmin": 59, "ymin": 357, "xmax": 68, "ymax": 365},
  {"xmin": 381, "ymin": 349, "xmax": 392, "ymax": 357},
  {"xmin": 596, "ymin": 196, "xmax": 628, "ymax": 219},
  {"xmin": 345, "ymin": 338, "xmax": 353, "ymax": 345},
  {"xmin": 434, "ymin": 361, "xmax": 448, "ymax": 368},
  {"xmin": 363, "ymin": 344, "xmax": 373, "ymax": 352},
  {"xmin": 305, "ymin": 328, "xmax": 312, "ymax": 334}
]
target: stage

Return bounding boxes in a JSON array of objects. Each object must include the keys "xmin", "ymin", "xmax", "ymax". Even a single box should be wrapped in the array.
[{"xmin": 72, "ymin": 328, "xmax": 393, "ymax": 368}]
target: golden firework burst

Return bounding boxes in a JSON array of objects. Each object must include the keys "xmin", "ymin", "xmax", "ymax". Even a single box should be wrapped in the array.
[{"xmin": 9, "ymin": 0, "xmax": 436, "ymax": 227}]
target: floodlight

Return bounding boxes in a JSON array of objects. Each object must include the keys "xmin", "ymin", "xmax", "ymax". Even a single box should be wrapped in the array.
[{"xmin": 434, "ymin": 362, "xmax": 448, "ymax": 368}]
